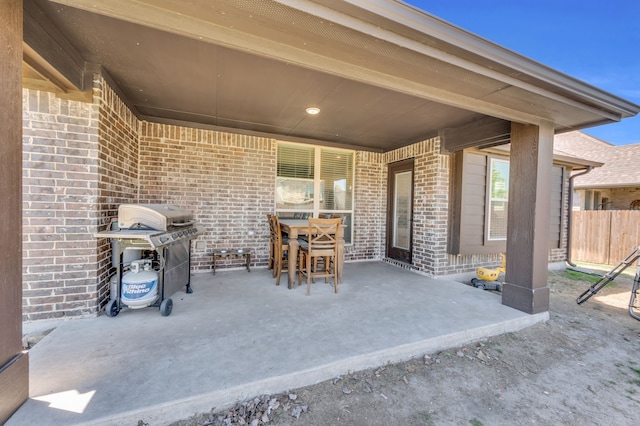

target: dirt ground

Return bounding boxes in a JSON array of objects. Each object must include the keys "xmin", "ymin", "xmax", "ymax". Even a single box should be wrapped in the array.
[{"xmin": 171, "ymin": 266, "xmax": 640, "ymax": 426}]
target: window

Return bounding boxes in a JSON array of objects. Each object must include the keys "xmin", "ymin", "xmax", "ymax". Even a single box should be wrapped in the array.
[
  {"xmin": 584, "ymin": 190, "xmax": 602, "ymax": 210},
  {"xmin": 276, "ymin": 142, "xmax": 354, "ymax": 243},
  {"xmin": 584, "ymin": 190, "xmax": 592, "ymax": 210},
  {"xmin": 488, "ymin": 158, "xmax": 509, "ymax": 240},
  {"xmin": 594, "ymin": 191, "xmax": 602, "ymax": 210},
  {"xmin": 276, "ymin": 144, "xmax": 315, "ymax": 211}
]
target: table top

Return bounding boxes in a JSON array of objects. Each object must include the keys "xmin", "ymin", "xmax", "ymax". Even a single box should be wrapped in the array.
[
  {"xmin": 279, "ymin": 219, "xmax": 344, "ymax": 227},
  {"xmin": 278, "ymin": 219, "xmax": 310, "ymax": 229},
  {"xmin": 279, "ymin": 219, "xmax": 344, "ymax": 239}
]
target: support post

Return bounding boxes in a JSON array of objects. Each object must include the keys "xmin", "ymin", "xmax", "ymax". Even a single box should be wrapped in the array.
[
  {"xmin": 0, "ymin": 0, "xmax": 28, "ymax": 423},
  {"xmin": 502, "ymin": 121, "xmax": 554, "ymax": 314}
]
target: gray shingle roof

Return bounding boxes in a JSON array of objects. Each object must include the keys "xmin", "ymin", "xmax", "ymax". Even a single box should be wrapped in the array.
[{"xmin": 554, "ymin": 131, "xmax": 640, "ymax": 188}]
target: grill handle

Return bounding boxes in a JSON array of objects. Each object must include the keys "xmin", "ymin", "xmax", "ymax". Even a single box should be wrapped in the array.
[{"xmin": 171, "ymin": 220, "xmax": 196, "ymax": 227}]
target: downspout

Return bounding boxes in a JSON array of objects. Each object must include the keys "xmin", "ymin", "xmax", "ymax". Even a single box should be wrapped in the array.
[{"xmin": 566, "ymin": 166, "xmax": 593, "ymax": 267}]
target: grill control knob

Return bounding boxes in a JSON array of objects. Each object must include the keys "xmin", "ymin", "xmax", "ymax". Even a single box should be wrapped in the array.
[{"xmin": 160, "ymin": 236, "xmax": 169, "ymax": 244}]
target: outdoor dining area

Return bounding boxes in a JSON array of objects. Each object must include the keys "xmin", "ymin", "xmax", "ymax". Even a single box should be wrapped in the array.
[{"xmin": 267, "ymin": 214, "xmax": 345, "ymax": 294}]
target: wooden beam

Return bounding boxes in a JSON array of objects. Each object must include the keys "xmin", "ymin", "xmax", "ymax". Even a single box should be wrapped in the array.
[
  {"xmin": 22, "ymin": 43, "xmax": 87, "ymax": 94},
  {"xmin": 0, "ymin": 0, "xmax": 29, "ymax": 423},
  {"xmin": 502, "ymin": 121, "xmax": 554, "ymax": 314},
  {"xmin": 23, "ymin": 0, "xmax": 90, "ymax": 91},
  {"xmin": 440, "ymin": 116, "xmax": 511, "ymax": 154}
]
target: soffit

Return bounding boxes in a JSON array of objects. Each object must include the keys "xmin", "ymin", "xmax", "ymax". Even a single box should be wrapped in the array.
[{"xmin": 25, "ymin": 0, "xmax": 640, "ymax": 152}]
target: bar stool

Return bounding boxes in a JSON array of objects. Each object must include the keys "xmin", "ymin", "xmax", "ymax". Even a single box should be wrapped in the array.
[{"xmin": 298, "ymin": 217, "xmax": 341, "ymax": 295}]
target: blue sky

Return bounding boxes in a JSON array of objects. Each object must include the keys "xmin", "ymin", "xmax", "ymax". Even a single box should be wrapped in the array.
[{"xmin": 404, "ymin": 0, "xmax": 640, "ymax": 145}]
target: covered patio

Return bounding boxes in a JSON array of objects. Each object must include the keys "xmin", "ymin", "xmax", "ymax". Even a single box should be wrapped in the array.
[
  {"xmin": 3, "ymin": 0, "xmax": 640, "ymax": 422},
  {"xmin": 7, "ymin": 262, "xmax": 546, "ymax": 425}
]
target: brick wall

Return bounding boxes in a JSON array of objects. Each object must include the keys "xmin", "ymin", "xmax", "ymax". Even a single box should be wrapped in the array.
[
  {"xmin": 549, "ymin": 171, "xmax": 571, "ymax": 264},
  {"xmin": 94, "ymin": 77, "xmax": 140, "ymax": 308},
  {"xmin": 22, "ymin": 88, "xmax": 100, "ymax": 321},
  {"xmin": 22, "ymin": 77, "xmax": 141, "ymax": 320},
  {"xmin": 609, "ymin": 187, "xmax": 640, "ymax": 210},
  {"xmin": 380, "ymin": 138, "xmax": 454, "ymax": 276},
  {"xmin": 351, "ymin": 151, "xmax": 385, "ymax": 261},
  {"xmin": 138, "ymin": 124, "xmax": 276, "ymax": 271}
]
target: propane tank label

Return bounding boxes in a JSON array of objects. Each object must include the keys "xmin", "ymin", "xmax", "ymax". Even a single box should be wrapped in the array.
[
  {"xmin": 122, "ymin": 281, "xmax": 157, "ymax": 299},
  {"xmin": 121, "ymin": 268, "xmax": 159, "ymax": 308},
  {"xmin": 125, "ymin": 283, "xmax": 152, "ymax": 295}
]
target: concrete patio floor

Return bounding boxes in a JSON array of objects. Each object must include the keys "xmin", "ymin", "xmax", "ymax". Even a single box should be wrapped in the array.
[{"xmin": 8, "ymin": 261, "xmax": 548, "ymax": 426}]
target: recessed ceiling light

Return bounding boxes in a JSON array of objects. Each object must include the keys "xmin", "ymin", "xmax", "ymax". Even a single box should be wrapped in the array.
[{"xmin": 305, "ymin": 107, "xmax": 320, "ymax": 115}]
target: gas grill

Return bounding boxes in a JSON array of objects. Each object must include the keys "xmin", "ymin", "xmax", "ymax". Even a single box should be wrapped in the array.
[
  {"xmin": 110, "ymin": 204, "xmax": 203, "ymax": 250},
  {"xmin": 95, "ymin": 204, "xmax": 204, "ymax": 316}
]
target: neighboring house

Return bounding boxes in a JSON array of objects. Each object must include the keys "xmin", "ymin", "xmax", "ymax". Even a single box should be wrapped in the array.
[{"xmin": 555, "ymin": 131, "xmax": 640, "ymax": 210}]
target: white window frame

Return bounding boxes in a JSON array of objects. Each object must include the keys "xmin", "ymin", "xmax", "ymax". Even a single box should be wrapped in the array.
[
  {"xmin": 487, "ymin": 157, "xmax": 510, "ymax": 241},
  {"xmin": 276, "ymin": 142, "xmax": 355, "ymax": 244},
  {"xmin": 584, "ymin": 190, "xmax": 603, "ymax": 210}
]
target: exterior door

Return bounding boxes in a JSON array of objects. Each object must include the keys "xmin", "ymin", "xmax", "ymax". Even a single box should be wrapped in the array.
[{"xmin": 387, "ymin": 159, "xmax": 414, "ymax": 263}]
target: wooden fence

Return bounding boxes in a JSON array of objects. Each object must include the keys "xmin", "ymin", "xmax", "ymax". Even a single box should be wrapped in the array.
[{"xmin": 570, "ymin": 210, "xmax": 640, "ymax": 265}]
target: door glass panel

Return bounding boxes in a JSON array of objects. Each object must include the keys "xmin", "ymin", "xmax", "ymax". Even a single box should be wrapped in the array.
[{"xmin": 393, "ymin": 171, "xmax": 412, "ymax": 249}]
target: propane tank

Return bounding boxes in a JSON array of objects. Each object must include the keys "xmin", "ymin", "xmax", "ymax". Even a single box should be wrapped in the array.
[{"xmin": 121, "ymin": 259, "xmax": 158, "ymax": 309}]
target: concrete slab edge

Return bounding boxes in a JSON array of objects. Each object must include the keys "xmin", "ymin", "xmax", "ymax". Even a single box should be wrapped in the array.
[{"xmin": 82, "ymin": 311, "xmax": 548, "ymax": 426}]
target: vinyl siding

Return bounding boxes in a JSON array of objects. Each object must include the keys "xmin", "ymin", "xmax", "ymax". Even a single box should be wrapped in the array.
[{"xmin": 450, "ymin": 149, "xmax": 564, "ymax": 255}]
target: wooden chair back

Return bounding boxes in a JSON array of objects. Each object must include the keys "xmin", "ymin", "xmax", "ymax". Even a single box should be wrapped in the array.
[
  {"xmin": 267, "ymin": 214, "xmax": 275, "ymax": 271},
  {"xmin": 268, "ymin": 214, "xmax": 289, "ymax": 285},
  {"xmin": 298, "ymin": 217, "xmax": 341, "ymax": 294},
  {"xmin": 307, "ymin": 218, "xmax": 341, "ymax": 256}
]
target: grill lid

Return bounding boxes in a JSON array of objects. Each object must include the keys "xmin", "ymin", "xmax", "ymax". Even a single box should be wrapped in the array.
[{"xmin": 118, "ymin": 204, "xmax": 194, "ymax": 231}]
